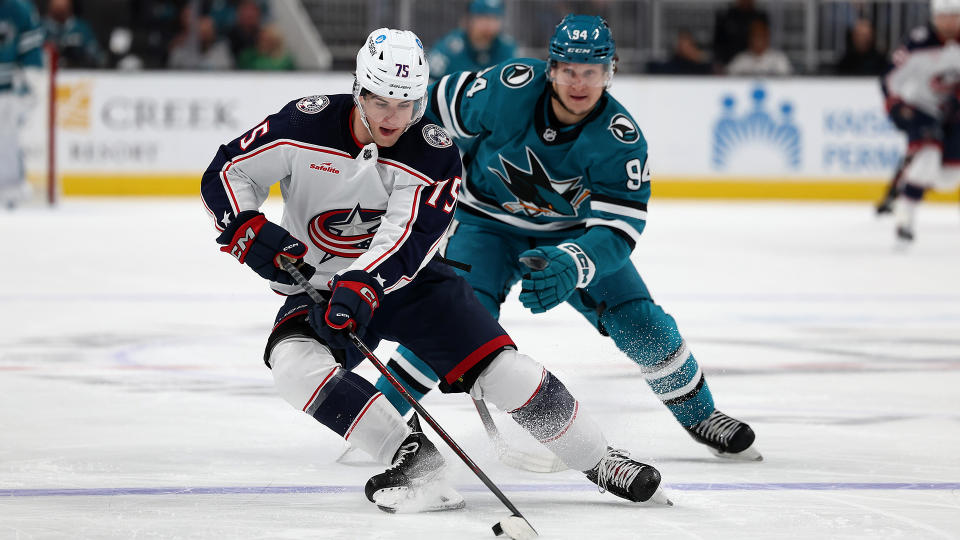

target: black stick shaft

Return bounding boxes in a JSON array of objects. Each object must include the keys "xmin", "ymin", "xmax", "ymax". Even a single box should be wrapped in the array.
[{"xmin": 279, "ymin": 259, "xmax": 536, "ymax": 533}]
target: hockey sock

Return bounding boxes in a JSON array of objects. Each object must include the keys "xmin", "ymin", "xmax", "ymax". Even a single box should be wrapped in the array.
[
  {"xmin": 603, "ymin": 300, "xmax": 715, "ymax": 427},
  {"xmin": 472, "ymin": 350, "xmax": 607, "ymax": 471},
  {"xmin": 270, "ymin": 338, "xmax": 409, "ymax": 464},
  {"xmin": 375, "ymin": 345, "xmax": 440, "ymax": 415}
]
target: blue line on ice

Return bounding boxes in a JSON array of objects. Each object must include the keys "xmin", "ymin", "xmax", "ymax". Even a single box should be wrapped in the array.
[{"xmin": 3, "ymin": 482, "xmax": 958, "ymax": 498}]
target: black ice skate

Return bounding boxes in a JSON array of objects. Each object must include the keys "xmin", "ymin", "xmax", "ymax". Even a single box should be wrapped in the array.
[
  {"xmin": 364, "ymin": 414, "xmax": 464, "ymax": 513},
  {"xmin": 895, "ymin": 224, "xmax": 915, "ymax": 243},
  {"xmin": 584, "ymin": 447, "xmax": 671, "ymax": 505},
  {"xmin": 685, "ymin": 409, "xmax": 762, "ymax": 461}
]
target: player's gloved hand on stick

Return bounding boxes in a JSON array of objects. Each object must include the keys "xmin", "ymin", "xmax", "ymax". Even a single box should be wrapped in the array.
[
  {"xmin": 216, "ymin": 210, "xmax": 315, "ymax": 285},
  {"xmin": 518, "ymin": 243, "xmax": 595, "ymax": 313},
  {"xmin": 309, "ymin": 270, "xmax": 383, "ymax": 349}
]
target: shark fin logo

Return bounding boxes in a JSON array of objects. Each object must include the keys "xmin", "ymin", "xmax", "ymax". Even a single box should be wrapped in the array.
[
  {"xmin": 608, "ymin": 114, "xmax": 639, "ymax": 144},
  {"xmin": 489, "ymin": 147, "xmax": 589, "ymax": 217},
  {"xmin": 500, "ymin": 63, "xmax": 535, "ymax": 89}
]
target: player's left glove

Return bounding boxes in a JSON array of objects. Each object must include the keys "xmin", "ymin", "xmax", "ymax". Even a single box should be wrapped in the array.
[
  {"xmin": 518, "ymin": 243, "xmax": 596, "ymax": 313},
  {"xmin": 308, "ymin": 270, "xmax": 383, "ymax": 349}
]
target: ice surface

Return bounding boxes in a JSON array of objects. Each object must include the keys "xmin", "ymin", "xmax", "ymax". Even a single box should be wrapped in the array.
[{"xmin": 1, "ymin": 199, "xmax": 958, "ymax": 539}]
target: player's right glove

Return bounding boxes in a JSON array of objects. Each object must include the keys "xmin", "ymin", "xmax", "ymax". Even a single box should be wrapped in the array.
[
  {"xmin": 518, "ymin": 243, "xmax": 596, "ymax": 313},
  {"xmin": 308, "ymin": 270, "xmax": 383, "ymax": 349},
  {"xmin": 216, "ymin": 210, "xmax": 315, "ymax": 285}
]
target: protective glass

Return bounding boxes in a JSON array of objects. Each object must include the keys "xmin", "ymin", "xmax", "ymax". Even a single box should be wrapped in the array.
[{"xmin": 548, "ymin": 61, "xmax": 613, "ymax": 88}]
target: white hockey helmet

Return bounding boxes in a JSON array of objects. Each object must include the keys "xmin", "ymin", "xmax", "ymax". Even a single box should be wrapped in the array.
[
  {"xmin": 932, "ymin": 0, "xmax": 960, "ymax": 15},
  {"xmin": 353, "ymin": 28, "xmax": 429, "ymax": 132}
]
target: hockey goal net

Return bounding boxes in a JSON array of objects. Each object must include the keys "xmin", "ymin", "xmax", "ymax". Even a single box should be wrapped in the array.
[{"xmin": 18, "ymin": 44, "xmax": 58, "ymax": 206}]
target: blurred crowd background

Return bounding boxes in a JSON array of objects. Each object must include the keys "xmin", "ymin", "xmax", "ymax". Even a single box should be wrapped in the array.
[{"xmin": 31, "ymin": 0, "xmax": 933, "ymax": 76}]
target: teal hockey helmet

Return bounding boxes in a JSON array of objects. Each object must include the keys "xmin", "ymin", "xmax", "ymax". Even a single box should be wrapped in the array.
[{"xmin": 548, "ymin": 14, "xmax": 616, "ymax": 65}]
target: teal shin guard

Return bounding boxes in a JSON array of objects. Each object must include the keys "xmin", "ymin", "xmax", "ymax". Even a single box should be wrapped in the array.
[
  {"xmin": 374, "ymin": 346, "xmax": 440, "ymax": 415},
  {"xmin": 603, "ymin": 300, "xmax": 715, "ymax": 426}
]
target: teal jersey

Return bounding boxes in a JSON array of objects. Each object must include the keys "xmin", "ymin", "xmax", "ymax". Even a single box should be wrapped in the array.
[
  {"xmin": 43, "ymin": 16, "xmax": 105, "ymax": 68},
  {"xmin": 0, "ymin": 0, "xmax": 43, "ymax": 91},
  {"xmin": 426, "ymin": 58, "xmax": 651, "ymax": 274},
  {"xmin": 427, "ymin": 29, "xmax": 516, "ymax": 79}
]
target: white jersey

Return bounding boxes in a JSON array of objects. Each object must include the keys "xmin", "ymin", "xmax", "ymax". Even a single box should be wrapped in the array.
[
  {"xmin": 201, "ymin": 94, "xmax": 463, "ymax": 295},
  {"xmin": 884, "ymin": 23, "xmax": 960, "ymax": 120}
]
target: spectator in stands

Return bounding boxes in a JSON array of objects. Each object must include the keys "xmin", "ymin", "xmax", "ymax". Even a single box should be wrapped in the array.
[
  {"xmin": 227, "ymin": 0, "xmax": 262, "ymax": 58},
  {"xmin": 427, "ymin": 0, "xmax": 516, "ymax": 79},
  {"xmin": 726, "ymin": 18, "xmax": 792, "ymax": 76},
  {"xmin": 713, "ymin": 0, "xmax": 769, "ymax": 68},
  {"xmin": 834, "ymin": 18, "xmax": 887, "ymax": 76},
  {"xmin": 647, "ymin": 29, "xmax": 712, "ymax": 75},
  {"xmin": 237, "ymin": 24, "xmax": 295, "ymax": 70},
  {"xmin": 128, "ymin": 0, "xmax": 181, "ymax": 69},
  {"xmin": 43, "ymin": 0, "xmax": 107, "ymax": 68},
  {"xmin": 168, "ymin": 9, "xmax": 234, "ymax": 70}
]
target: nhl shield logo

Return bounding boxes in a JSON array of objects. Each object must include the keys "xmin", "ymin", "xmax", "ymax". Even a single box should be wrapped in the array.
[
  {"xmin": 608, "ymin": 114, "xmax": 639, "ymax": 144},
  {"xmin": 422, "ymin": 124, "xmax": 453, "ymax": 148},
  {"xmin": 500, "ymin": 63, "xmax": 535, "ymax": 89},
  {"xmin": 297, "ymin": 95, "xmax": 330, "ymax": 114}
]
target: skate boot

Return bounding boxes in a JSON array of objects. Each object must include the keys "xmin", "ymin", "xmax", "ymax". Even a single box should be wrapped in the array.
[
  {"xmin": 895, "ymin": 224, "xmax": 915, "ymax": 243},
  {"xmin": 364, "ymin": 414, "xmax": 464, "ymax": 513},
  {"xmin": 584, "ymin": 447, "xmax": 671, "ymax": 505},
  {"xmin": 685, "ymin": 409, "xmax": 762, "ymax": 461}
]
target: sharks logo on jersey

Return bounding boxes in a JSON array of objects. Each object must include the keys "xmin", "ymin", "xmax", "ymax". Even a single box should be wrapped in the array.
[
  {"xmin": 489, "ymin": 147, "xmax": 589, "ymax": 217},
  {"xmin": 608, "ymin": 114, "xmax": 639, "ymax": 144},
  {"xmin": 500, "ymin": 63, "xmax": 535, "ymax": 89},
  {"xmin": 308, "ymin": 204, "xmax": 386, "ymax": 263}
]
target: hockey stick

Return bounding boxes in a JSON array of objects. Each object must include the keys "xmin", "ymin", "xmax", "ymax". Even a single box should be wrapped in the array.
[
  {"xmin": 473, "ymin": 398, "xmax": 568, "ymax": 473},
  {"xmin": 279, "ymin": 258, "xmax": 537, "ymax": 540}
]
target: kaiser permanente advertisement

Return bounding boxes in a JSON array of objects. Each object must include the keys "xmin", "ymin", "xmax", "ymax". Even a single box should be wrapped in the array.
[{"xmin": 43, "ymin": 70, "xmax": 917, "ymax": 200}]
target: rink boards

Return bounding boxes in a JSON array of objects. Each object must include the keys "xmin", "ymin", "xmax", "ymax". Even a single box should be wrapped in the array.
[{"xmin": 37, "ymin": 70, "xmax": 960, "ymax": 201}]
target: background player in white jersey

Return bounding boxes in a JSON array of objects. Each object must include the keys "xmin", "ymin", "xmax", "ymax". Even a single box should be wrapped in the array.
[
  {"xmin": 0, "ymin": 0, "xmax": 43, "ymax": 208},
  {"xmin": 373, "ymin": 15, "xmax": 762, "ymax": 462},
  {"xmin": 201, "ymin": 28, "xmax": 669, "ymax": 513},
  {"xmin": 881, "ymin": 0, "xmax": 960, "ymax": 242}
]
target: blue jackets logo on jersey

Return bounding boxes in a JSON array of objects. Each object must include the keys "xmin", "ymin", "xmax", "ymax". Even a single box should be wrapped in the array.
[
  {"xmin": 308, "ymin": 204, "xmax": 386, "ymax": 262},
  {"xmin": 489, "ymin": 147, "xmax": 587, "ymax": 217},
  {"xmin": 296, "ymin": 95, "xmax": 330, "ymax": 114},
  {"xmin": 608, "ymin": 114, "xmax": 639, "ymax": 143},
  {"xmin": 500, "ymin": 63, "xmax": 535, "ymax": 89},
  {"xmin": 712, "ymin": 85, "xmax": 801, "ymax": 170}
]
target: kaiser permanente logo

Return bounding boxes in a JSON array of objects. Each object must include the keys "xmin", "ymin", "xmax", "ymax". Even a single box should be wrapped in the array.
[{"xmin": 712, "ymin": 85, "xmax": 801, "ymax": 171}]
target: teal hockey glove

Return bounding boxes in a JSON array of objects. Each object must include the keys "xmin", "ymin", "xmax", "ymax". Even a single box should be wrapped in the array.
[{"xmin": 518, "ymin": 243, "xmax": 596, "ymax": 313}]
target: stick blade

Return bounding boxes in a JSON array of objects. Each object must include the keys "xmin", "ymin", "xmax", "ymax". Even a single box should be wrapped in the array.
[{"xmin": 493, "ymin": 515, "xmax": 538, "ymax": 539}]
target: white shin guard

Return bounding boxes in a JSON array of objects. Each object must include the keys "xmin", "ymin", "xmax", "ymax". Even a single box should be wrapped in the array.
[
  {"xmin": 470, "ymin": 349, "xmax": 607, "ymax": 472},
  {"xmin": 269, "ymin": 337, "xmax": 409, "ymax": 465}
]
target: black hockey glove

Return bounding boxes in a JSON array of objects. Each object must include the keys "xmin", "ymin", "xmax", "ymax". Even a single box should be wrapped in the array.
[
  {"xmin": 308, "ymin": 270, "xmax": 383, "ymax": 349},
  {"xmin": 216, "ymin": 210, "xmax": 315, "ymax": 285}
]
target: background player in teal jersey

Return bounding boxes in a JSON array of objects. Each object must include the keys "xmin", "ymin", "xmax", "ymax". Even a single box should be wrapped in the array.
[
  {"xmin": 375, "ymin": 14, "xmax": 762, "ymax": 461},
  {"xmin": 0, "ymin": 0, "xmax": 44, "ymax": 208},
  {"xmin": 426, "ymin": 0, "xmax": 516, "ymax": 80}
]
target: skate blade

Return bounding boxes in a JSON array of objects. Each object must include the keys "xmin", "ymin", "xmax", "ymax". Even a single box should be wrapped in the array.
[
  {"xmin": 640, "ymin": 486, "xmax": 673, "ymax": 507},
  {"xmin": 373, "ymin": 484, "xmax": 465, "ymax": 514},
  {"xmin": 711, "ymin": 444, "xmax": 763, "ymax": 462}
]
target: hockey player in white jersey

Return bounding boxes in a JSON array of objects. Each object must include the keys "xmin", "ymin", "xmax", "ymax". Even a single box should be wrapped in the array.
[
  {"xmin": 201, "ymin": 28, "xmax": 669, "ymax": 514},
  {"xmin": 882, "ymin": 0, "xmax": 960, "ymax": 242}
]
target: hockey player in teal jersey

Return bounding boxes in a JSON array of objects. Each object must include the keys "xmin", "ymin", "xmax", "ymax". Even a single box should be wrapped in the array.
[
  {"xmin": 0, "ymin": 0, "xmax": 44, "ymax": 208},
  {"xmin": 374, "ymin": 14, "xmax": 762, "ymax": 461},
  {"xmin": 426, "ymin": 0, "xmax": 516, "ymax": 80}
]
